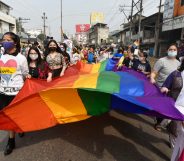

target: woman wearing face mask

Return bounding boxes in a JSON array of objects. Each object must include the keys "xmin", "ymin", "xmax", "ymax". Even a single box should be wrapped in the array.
[
  {"xmin": 60, "ymin": 43, "xmax": 70, "ymax": 66},
  {"xmin": 71, "ymin": 47, "xmax": 81, "ymax": 64},
  {"xmin": 0, "ymin": 32, "xmax": 29, "ymax": 155},
  {"xmin": 150, "ymin": 44, "xmax": 180, "ymax": 87},
  {"xmin": 27, "ymin": 47, "xmax": 52, "ymax": 82},
  {"xmin": 45, "ymin": 40, "xmax": 67, "ymax": 78},
  {"xmin": 150, "ymin": 44, "xmax": 180, "ymax": 131}
]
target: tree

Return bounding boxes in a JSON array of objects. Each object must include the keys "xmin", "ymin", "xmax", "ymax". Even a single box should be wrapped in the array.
[{"xmin": 37, "ymin": 34, "xmax": 45, "ymax": 41}]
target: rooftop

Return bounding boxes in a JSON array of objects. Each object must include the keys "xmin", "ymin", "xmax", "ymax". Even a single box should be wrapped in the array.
[{"xmin": 0, "ymin": 1, "xmax": 12, "ymax": 9}]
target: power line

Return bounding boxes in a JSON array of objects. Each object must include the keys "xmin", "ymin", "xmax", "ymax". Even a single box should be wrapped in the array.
[
  {"xmin": 14, "ymin": 0, "xmax": 43, "ymax": 24},
  {"xmin": 106, "ymin": 0, "xmax": 120, "ymax": 22}
]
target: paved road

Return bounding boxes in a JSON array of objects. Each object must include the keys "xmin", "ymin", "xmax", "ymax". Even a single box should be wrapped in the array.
[{"xmin": 0, "ymin": 111, "xmax": 171, "ymax": 161}]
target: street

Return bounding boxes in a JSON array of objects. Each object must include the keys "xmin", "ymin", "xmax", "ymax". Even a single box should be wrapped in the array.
[{"xmin": 0, "ymin": 111, "xmax": 171, "ymax": 161}]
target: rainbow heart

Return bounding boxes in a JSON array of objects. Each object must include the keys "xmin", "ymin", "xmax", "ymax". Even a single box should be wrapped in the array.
[{"xmin": 0, "ymin": 59, "xmax": 17, "ymax": 82}]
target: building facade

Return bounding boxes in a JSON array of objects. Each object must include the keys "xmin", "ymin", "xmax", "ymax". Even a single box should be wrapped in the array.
[
  {"xmin": 0, "ymin": 1, "xmax": 16, "ymax": 35},
  {"xmin": 111, "ymin": 12, "xmax": 174, "ymax": 57},
  {"xmin": 87, "ymin": 23, "xmax": 109, "ymax": 46},
  {"xmin": 162, "ymin": 0, "xmax": 184, "ymax": 57}
]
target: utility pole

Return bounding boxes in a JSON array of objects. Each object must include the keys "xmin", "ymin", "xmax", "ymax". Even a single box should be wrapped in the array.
[
  {"xmin": 61, "ymin": 0, "xmax": 64, "ymax": 42},
  {"xmin": 138, "ymin": 0, "xmax": 143, "ymax": 47},
  {"xmin": 42, "ymin": 12, "xmax": 47, "ymax": 40},
  {"xmin": 130, "ymin": 0, "xmax": 134, "ymax": 42},
  {"xmin": 120, "ymin": 0, "xmax": 143, "ymax": 45},
  {"xmin": 154, "ymin": 0, "xmax": 162, "ymax": 58},
  {"xmin": 119, "ymin": 5, "xmax": 131, "ymax": 45}
]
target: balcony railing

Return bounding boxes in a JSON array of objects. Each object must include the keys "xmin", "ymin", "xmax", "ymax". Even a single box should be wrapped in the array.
[{"xmin": 0, "ymin": 11, "xmax": 15, "ymax": 25}]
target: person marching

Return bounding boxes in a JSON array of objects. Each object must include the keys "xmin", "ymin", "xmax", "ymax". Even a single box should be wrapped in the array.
[
  {"xmin": 45, "ymin": 40, "xmax": 67, "ymax": 78},
  {"xmin": 27, "ymin": 46, "xmax": 52, "ymax": 82},
  {"xmin": 150, "ymin": 44, "xmax": 180, "ymax": 131},
  {"xmin": 0, "ymin": 32, "xmax": 29, "ymax": 155}
]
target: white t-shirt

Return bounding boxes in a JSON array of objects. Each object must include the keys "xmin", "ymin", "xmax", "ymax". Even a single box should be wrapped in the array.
[
  {"xmin": 0, "ymin": 53, "xmax": 29, "ymax": 95},
  {"xmin": 98, "ymin": 51, "xmax": 110, "ymax": 62},
  {"xmin": 72, "ymin": 53, "xmax": 81, "ymax": 64}
]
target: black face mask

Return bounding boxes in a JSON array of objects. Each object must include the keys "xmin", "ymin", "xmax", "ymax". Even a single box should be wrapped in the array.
[{"xmin": 49, "ymin": 47, "xmax": 57, "ymax": 52}]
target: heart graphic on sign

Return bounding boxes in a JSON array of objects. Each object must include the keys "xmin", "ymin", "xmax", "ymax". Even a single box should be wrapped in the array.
[{"xmin": 0, "ymin": 59, "xmax": 17, "ymax": 82}]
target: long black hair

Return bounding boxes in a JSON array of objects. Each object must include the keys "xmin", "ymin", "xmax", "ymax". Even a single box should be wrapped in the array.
[
  {"xmin": 27, "ymin": 47, "xmax": 42, "ymax": 67},
  {"xmin": 44, "ymin": 40, "xmax": 63, "ymax": 58},
  {"xmin": 60, "ymin": 43, "xmax": 67, "ymax": 51},
  {"xmin": 60, "ymin": 43, "xmax": 71, "ymax": 62},
  {"xmin": 2, "ymin": 32, "xmax": 21, "ymax": 55}
]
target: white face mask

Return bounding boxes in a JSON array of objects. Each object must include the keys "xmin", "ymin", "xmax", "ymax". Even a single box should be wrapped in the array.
[
  {"xmin": 168, "ymin": 51, "xmax": 177, "ymax": 57},
  {"xmin": 29, "ymin": 54, "xmax": 38, "ymax": 60},
  {"xmin": 139, "ymin": 57, "xmax": 144, "ymax": 62},
  {"xmin": 61, "ymin": 47, "xmax": 65, "ymax": 52}
]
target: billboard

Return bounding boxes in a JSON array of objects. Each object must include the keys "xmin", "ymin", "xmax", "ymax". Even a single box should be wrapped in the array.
[
  {"xmin": 90, "ymin": 12, "xmax": 104, "ymax": 25},
  {"xmin": 76, "ymin": 33, "xmax": 88, "ymax": 44},
  {"xmin": 174, "ymin": 0, "xmax": 184, "ymax": 17},
  {"xmin": 76, "ymin": 24, "xmax": 90, "ymax": 33},
  {"xmin": 163, "ymin": 0, "xmax": 175, "ymax": 20},
  {"xmin": 162, "ymin": 0, "xmax": 184, "ymax": 31}
]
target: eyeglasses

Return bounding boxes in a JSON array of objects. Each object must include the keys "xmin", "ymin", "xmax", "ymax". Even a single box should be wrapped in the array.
[{"xmin": 29, "ymin": 53, "xmax": 37, "ymax": 54}]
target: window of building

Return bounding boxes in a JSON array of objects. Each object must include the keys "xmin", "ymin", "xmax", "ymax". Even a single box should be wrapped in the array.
[{"xmin": 181, "ymin": 0, "xmax": 184, "ymax": 6}]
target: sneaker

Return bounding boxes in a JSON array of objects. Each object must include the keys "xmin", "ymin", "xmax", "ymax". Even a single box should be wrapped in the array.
[{"xmin": 4, "ymin": 138, "xmax": 15, "ymax": 156}]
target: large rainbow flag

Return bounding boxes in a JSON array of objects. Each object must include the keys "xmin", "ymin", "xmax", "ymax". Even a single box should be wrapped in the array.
[{"xmin": 0, "ymin": 60, "xmax": 184, "ymax": 132}]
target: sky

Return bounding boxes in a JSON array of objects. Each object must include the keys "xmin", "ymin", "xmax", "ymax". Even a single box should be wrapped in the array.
[{"xmin": 3, "ymin": 0, "xmax": 164, "ymax": 41}]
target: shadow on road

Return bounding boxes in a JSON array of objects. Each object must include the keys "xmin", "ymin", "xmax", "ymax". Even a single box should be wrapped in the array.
[{"xmin": 0, "ymin": 112, "xmax": 170, "ymax": 161}]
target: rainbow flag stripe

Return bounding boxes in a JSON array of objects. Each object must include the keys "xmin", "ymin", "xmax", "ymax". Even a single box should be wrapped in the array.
[{"xmin": 0, "ymin": 60, "xmax": 183, "ymax": 132}]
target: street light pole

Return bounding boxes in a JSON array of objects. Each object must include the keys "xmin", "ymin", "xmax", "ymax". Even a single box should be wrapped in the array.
[
  {"xmin": 42, "ymin": 12, "xmax": 47, "ymax": 40},
  {"xmin": 138, "ymin": 0, "xmax": 143, "ymax": 47},
  {"xmin": 154, "ymin": 0, "xmax": 162, "ymax": 58}
]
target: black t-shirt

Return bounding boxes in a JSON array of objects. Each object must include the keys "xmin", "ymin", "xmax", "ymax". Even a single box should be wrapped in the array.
[
  {"xmin": 29, "ymin": 67, "xmax": 39, "ymax": 78},
  {"xmin": 123, "ymin": 57, "xmax": 136, "ymax": 68},
  {"xmin": 133, "ymin": 60, "xmax": 151, "ymax": 73}
]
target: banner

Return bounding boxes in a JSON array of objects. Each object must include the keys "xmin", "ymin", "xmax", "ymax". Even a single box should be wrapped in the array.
[{"xmin": 76, "ymin": 24, "xmax": 90, "ymax": 33}]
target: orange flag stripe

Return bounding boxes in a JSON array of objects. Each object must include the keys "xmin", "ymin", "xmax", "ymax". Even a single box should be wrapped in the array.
[
  {"xmin": 39, "ymin": 88, "xmax": 90, "ymax": 124},
  {"xmin": 4, "ymin": 94, "xmax": 57, "ymax": 132}
]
